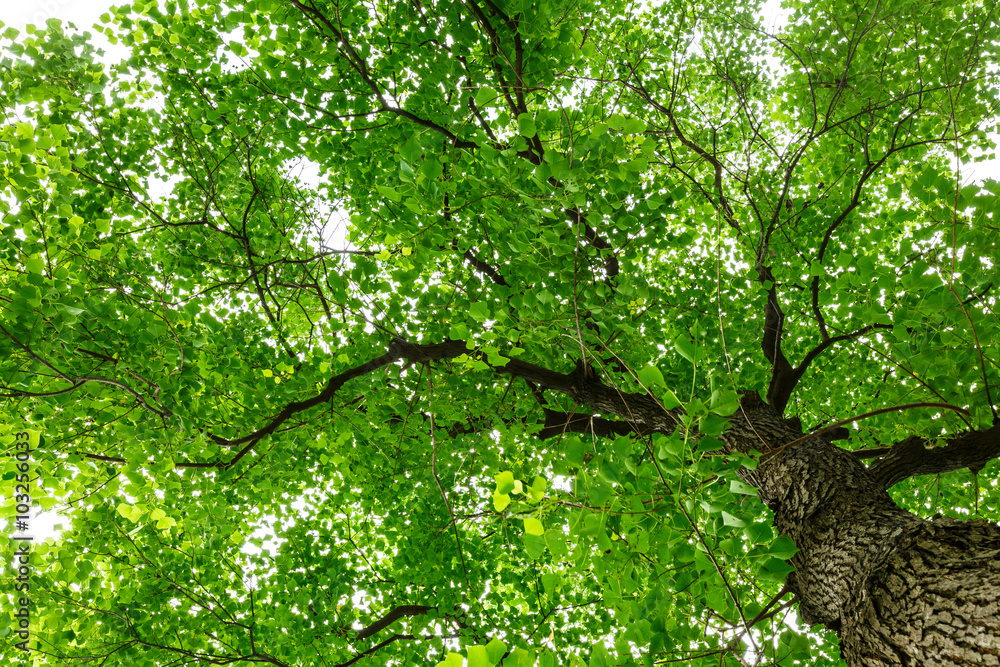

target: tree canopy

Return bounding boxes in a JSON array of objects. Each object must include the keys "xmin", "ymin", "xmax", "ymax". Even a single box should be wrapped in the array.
[{"xmin": 1, "ymin": 0, "xmax": 999, "ymax": 665}]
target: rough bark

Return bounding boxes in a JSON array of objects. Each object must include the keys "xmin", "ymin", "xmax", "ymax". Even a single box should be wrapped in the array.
[
  {"xmin": 868, "ymin": 424, "xmax": 1000, "ymax": 489},
  {"xmin": 748, "ymin": 419, "xmax": 1000, "ymax": 667},
  {"xmin": 841, "ymin": 518, "xmax": 1000, "ymax": 665},
  {"xmin": 755, "ymin": 440, "xmax": 923, "ymax": 628}
]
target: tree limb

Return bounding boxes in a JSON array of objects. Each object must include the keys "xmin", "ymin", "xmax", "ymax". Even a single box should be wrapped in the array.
[
  {"xmin": 355, "ymin": 605, "xmax": 436, "ymax": 640},
  {"xmin": 537, "ymin": 408, "xmax": 646, "ymax": 440},
  {"xmin": 867, "ymin": 421, "xmax": 1000, "ymax": 489},
  {"xmin": 758, "ymin": 265, "xmax": 796, "ymax": 415}
]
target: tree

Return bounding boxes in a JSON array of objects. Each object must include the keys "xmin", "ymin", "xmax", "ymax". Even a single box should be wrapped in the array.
[{"xmin": 1, "ymin": 0, "xmax": 999, "ymax": 665}]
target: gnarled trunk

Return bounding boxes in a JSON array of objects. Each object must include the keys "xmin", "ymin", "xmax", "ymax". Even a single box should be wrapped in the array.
[
  {"xmin": 752, "ymin": 427, "xmax": 1000, "ymax": 666},
  {"xmin": 841, "ymin": 518, "xmax": 1000, "ymax": 665}
]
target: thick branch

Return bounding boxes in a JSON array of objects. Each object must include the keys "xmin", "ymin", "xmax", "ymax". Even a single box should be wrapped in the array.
[
  {"xmin": 452, "ymin": 239, "xmax": 509, "ymax": 286},
  {"xmin": 568, "ymin": 207, "xmax": 620, "ymax": 282},
  {"xmin": 82, "ymin": 337, "xmax": 791, "ymax": 471},
  {"xmin": 868, "ymin": 421, "xmax": 1000, "ymax": 489},
  {"xmin": 537, "ymin": 409, "xmax": 645, "ymax": 440},
  {"xmin": 463, "ymin": 0, "xmax": 520, "ymax": 116},
  {"xmin": 207, "ymin": 343, "xmax": 414, "ymax": 451},
  {"xmin": 758, "ymin": 266, "xmax": 796, "ymax": 414},
  {"xmin": 794, "ymin": 323, "xmax": 893, "ymax": 378},
  {"xmin": 356, "ymin": 605, "xmax": 436, "ymax": 640},
  {"xmin": 218, "ymin": 338, "xmax": 788, "ymax": 461}
]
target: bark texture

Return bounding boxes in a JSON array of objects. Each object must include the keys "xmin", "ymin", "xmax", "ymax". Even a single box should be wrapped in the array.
[
  {"xmin": 755, "ymin": 440, "xmax": 923, "ymax": 629},
  {"xmin": 841, "ymin": 517, "xmax": 1000, "ymax": 666},
  {"xmin": 751, "ymin": 425, "xmax": 1000, "ymax": 666}
]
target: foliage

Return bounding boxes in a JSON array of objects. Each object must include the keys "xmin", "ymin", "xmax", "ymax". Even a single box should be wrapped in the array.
[{"xmin": 0, "ymin": 0, "xmax": 998, "ymax": 665}]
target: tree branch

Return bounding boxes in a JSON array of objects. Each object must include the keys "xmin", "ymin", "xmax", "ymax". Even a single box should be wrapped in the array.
[
  {"xmin": 758, "ymin": 266, "xmax": 796, "ymax": 415},
  {"xmin": 762, "ymin": 402, "xmax": 973, "ymax": 465},
  {"xmin": 792, "ymin": 322, "xmax": 894, "ymax": 381},
  {"xmin": 867, "ymin": 421, "xmax": 1000, "ymax": 489},
  {"xmin": 453, "ymin": 239, "xmax": 510, "ymax": 286},
  {"xmin": 537, "ymin": 408, "xmax": 646, "ymax": 440},
  {"xmin": 568, "ymin": 207, "xmax": 620, "ymax": 283},
  {"xmin": 287, "ymin": 0, "xmax": 477, "ymax": 149},
  {"xmin": 355, "ymin": 605, "xmax": 436, "ymax": 640}
]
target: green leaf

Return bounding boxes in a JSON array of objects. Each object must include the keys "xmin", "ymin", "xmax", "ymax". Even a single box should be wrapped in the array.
[
  {"xmin": 760, "ymin": 557, "xmax": 796, "ymax": 582},
  {"xmin": 721, "ymin": 511, "xmax": 746, "ymax": 527},
  {"xmin": 495, "ymin": 471, "xmax": 516, "ymax": 495},
  {"xmin": 768, "ymin": 535, "xmax": 799, "ymax": 559},
  {"xmin": 541, "ymin": 572, "xmax": 562, "ymax": 596},
  {"xmin": 660, "ymin": 389, "xmax": 682, "ymax": 410},
  {"xmin": 492, "ymin": 490, "xmax": 511, "ymax": 512},
  {"xmin": 709, "ymin": 389, "xmax": 740, "ymax": 415},
  {"xmin": 474, "ymin": 87, "xmax": 495, "ymax": 108},
  {"xmin": 835, "ymin": 252, "xmax": 854, "ymax": 269},
  {"xmin": 375, "ymin": 184, "xmax": 401, "ymax": 202},
  {"xmin": 698, "ymin": 414, "xmax": 729, "ymax": 436},
  {"xmin": 522, "ymin": 532, "xmax": 546, "ymax": 559},
  {"xmin": 528, "ymin": 475, "xmax": 546, "ymax": 501},
  {"xmin": 517, "ymin": 113, "xmax": 536, "ymax": 137},
  {"xmin": 624, "ymin": 157, "xmax": 647, "ymax": 172},
  {"xmin": 636, "ymin": 364, "xmax": 665, "ymax": 387},
  {"xmin": 438, "ymin": 653, "xmax": 465, "ymax": 667},
  {"xmin": 485, "ymin": 638, "xmax": 507, "ymax": 665},
  {"xmin": 470, "ymin": 302, "xmax": 491, "ymax": 322},
  {"xmin": 729, "ymin": 480, "xmax": 757, "ymax": 496},
  {"xmin": 468, "ymin": 645, "xmax": 490, "ymax": 667},
  {"xmin": 523, "ymin": 517, "xmax": 544, "ymax": 535},
  {"xmin": 620, "ymin": 117, "xmax": 647, "ymax": 134},
  {"xmin": 24, "ymin": 256, "xmax": 45, "ymax": 274},
  {"xmin": 674, "ymin": 337, "xmax": 699, "ymax": 363},
  {"xmin": 156, "ymin": 516, "xmax": 177, "ymax": 530}
]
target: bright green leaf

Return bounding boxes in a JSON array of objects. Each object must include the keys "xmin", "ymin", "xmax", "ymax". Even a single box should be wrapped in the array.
[
  {"xmin": 636, "ymin": 364, "xmax": 665, "ymax": 388},
  {"xmin": 523, "ymin": 517, "xmax": 544, "ymax": 535},
  {"xmin": 517, "ymin": 113, "xmax": 536, "ymax": 137}
]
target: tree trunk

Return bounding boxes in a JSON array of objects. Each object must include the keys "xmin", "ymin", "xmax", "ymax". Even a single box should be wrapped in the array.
[
  {"xmin": 752, "ymin": 424, "xmax": 1000, "ymax": 666},
  {"xmin": 841, "ymin": 518, "xmax": 1000, "ymax": 665}
]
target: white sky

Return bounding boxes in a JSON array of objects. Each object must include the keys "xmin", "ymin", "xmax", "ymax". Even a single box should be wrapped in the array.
[{"xmin": 0, "ymin": 0, "xmax": 112, "ymax": 33}]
